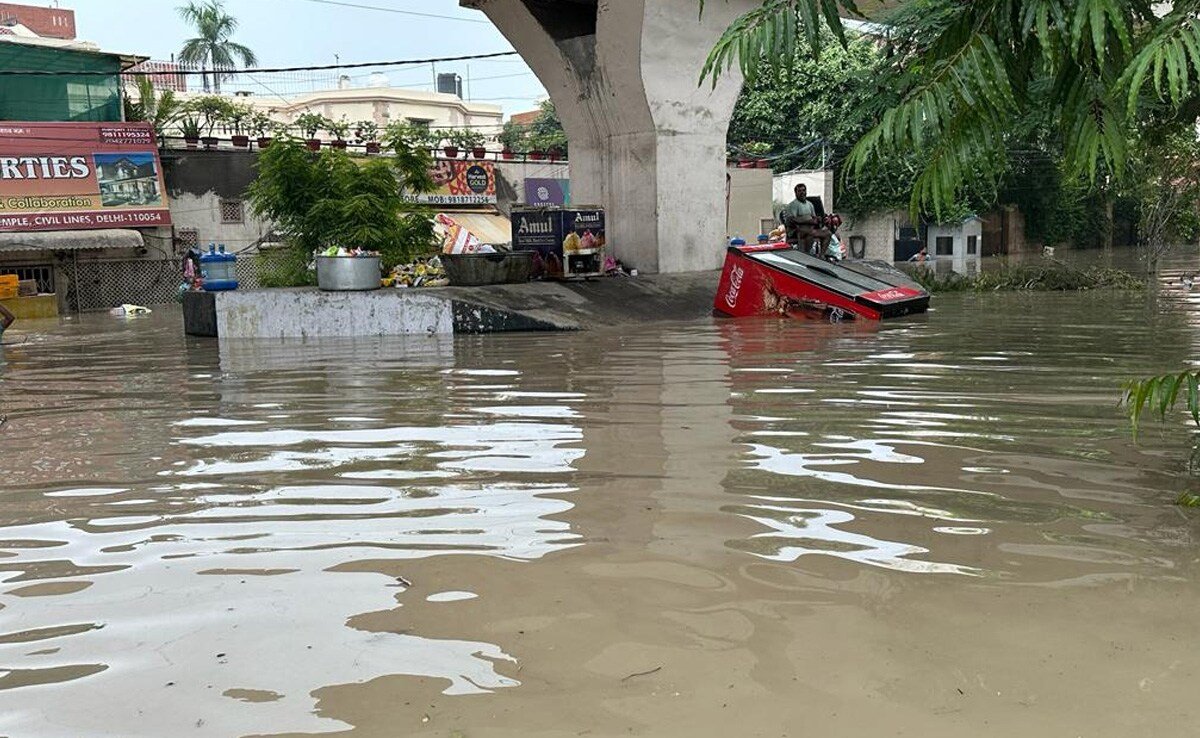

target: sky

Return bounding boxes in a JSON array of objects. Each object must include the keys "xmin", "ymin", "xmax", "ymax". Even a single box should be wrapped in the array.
[{"xmin": 61, "ymin": 0, "xmax": 549, "ymax": 116}]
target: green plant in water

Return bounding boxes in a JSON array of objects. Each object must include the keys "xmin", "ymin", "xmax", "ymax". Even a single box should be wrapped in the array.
[
  {"xmin": 1123, "ymin": 370, "xmax": 1200, "ymax": 505},
  {"xmin": 1176, "ymin": 491, "xmax": 1200, "ymax": 508},
  {"xmin": 254, "ymin": 248, "xmax": 315, "ymax": 287},
  {"xmin": 1122, "ymin": 371, "xmax": 1200, "ymax": 439},
  {"xmin": 246, "ymin": 134, "xmax": 437, "ymax": 279},
  {"xmin": 903, "ymin": 263, "xmax": 1145, "ymax": 293}
]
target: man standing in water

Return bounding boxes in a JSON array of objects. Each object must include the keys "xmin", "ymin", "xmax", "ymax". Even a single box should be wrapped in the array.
[{"xmin": 780, "ymin": 183, "xmax": 831, "ymax": 255}]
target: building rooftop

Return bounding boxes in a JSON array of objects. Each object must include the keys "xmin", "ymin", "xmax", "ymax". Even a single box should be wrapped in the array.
[{"xmin": 0, "ymin": 31, "xmax": 146, "ymax": 69}]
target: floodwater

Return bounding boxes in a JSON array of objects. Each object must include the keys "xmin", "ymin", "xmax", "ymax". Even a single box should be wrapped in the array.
[{"xmin": 2, "ymin": 268, "xmax": 1200, "ymax": 737}]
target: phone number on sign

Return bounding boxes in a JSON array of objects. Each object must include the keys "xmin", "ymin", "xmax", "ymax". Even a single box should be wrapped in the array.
[{"xmin": 99, "ymin": 128, "xmax": 155, "ymax": 145}]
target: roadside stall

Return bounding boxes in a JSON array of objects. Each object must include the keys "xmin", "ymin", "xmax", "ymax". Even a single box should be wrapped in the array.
[{"xmin": 510, "ymin": 206, "xmax": 606, "ymax": 279}]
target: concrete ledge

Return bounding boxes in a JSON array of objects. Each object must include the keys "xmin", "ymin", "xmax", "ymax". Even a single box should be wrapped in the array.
[
  {"xmin": 199, "ymin": 271, "xmax": 720, "ymax": 339},
  {"xmin": 217, "ymin": 288, "xmax": 454, "ymax": 339},
  {"xmin": 1, "ymin": 294, "xmax": 58, "ymax": 320},
  {"xmin": 183, "ymin": 291, "xmax": 217, "ymax": 337}
]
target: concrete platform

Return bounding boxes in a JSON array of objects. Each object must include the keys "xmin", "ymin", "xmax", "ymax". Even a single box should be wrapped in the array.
[
  {"xmin": 185, "ymin": 272, "xmax": 719, "ymax": 338},
  {"xmin": 2, "ymin": 294, "xmax": 58, "ymax": 320}
]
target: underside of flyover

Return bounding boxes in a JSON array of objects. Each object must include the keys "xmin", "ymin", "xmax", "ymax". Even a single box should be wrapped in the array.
[{"xmin": 462, "ymin": 0, "xmax": 757, "ymax": 274}]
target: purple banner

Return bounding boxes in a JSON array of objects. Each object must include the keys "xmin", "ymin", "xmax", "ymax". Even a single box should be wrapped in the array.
[{"xmin": 523, "ymin": 178, "xmax": 571, "ymax": 206}]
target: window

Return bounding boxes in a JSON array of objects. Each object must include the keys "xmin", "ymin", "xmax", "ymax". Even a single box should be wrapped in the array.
[
  {"xmin": 935, "ymin": 236, "xmax": 954, "ymax": 256},
  {"xmin": 176, "ymin": 227, "xmax": 199, "ymax": 249},
  {"xmin": 220, "ymin": 199, "xmax": 245, "ymax": 224},
  {"xmin": 0, "ymin": 265, "xmax": 54, "ymax": 294},
  {"xmin": 967, "ymin": 235, "xmax": 978, "ymax": 255}
]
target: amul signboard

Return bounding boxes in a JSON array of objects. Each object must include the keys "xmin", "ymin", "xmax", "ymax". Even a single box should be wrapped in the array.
[
  {"xmin": 403, "ymin": 160, "xmax": 496, "ymax": 205},
  {"xmin": 0, "ymin": 122, "xmax": 171, "ymax": 232}
]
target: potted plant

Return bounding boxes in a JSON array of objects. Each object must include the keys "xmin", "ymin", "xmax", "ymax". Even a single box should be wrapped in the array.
[
  {"xmin": 249, "ymin": 112, "xmax": 275, "ymax": 149},
  {"xmin": 439, "ymin": 129, "xmax": 461, "ymax": 159},
  {"xmin": 447, "ymin": 128, "xmax": 486, "ymax": 159},
  {"xmin": 357, "ymin": 120, "xmax": 381, "ymax": 154},
  {"xmin": 498, "ymin": 120, "xmax": 526, "ymax": 161},
  {"xmin": 188, "ymin": 95, "xmax": 233, "ymax": 149},
  {"xmin": 329, "ymin": 116, "xmax": 351, "ymax": 150},
  {"xmin": 180, "ymin": 116, "xmax": 202, "ymax": 148},
  {"xmin": 457, "ymin": 129, "xmax": 487, "ymax": 159},
  {"xmin": 528, "ymin": 149, "xmax": 545, "ymax": 161},
  {"xmin": 295, "ymin": 112, "xmax": 328, "ymax": 151},
  {"xmin": 227, "ymin": 103, "xmax": 252, "ymax": 148}
]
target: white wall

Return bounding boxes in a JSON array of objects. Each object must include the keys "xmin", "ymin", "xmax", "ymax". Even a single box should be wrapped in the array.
[
  {"xmin": 927, "ymin": 218, "xmax": 984, "ymax": 274},
  {"xmin": 727, "ymin": 167, "xmax": 775, "ymax": 240},
  {"xmin": 839, "ymin": 210, "xmax": 899, "ymax": 262},
  {"xmin": 167, "ymin": 192, "xmax": 274, "ymax": 254},
  {"xmin": 773, "ymin": 170, "xmax": 833, "ymax": 212}
]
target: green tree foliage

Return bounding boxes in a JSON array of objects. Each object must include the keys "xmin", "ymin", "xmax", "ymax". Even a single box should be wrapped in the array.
[
  {"xmin": 703, "ymin": 0, "xmax": 1200, "ymax": 220},
  {"xmin": 728, "ymin": 33, "xmax": 883, "ymax": 169},
  {"xmin": 246, "ymin": 136, "xmax": 436, "ymax": 277},
  {"xmin": 123, "ymin": 76, "xmax": 181, "ymax": 142},
  {"xmin": 1119, "ymin": 126, "xmax": 1200, "ymax": 265},
  {"xmin": 498, "ymin": 100, "xmax": 568, "ymax": 154},
  {"xmin": 177, "ymin": 0, "xmax": 258, "ymax": 94},
  {"xmin": 1125, "ymin": 370, "xmax": 1200, "ymax": 438}
]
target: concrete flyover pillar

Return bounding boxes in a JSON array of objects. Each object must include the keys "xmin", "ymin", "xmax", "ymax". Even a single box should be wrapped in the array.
[{"xmin": 461, "ymin": 0, "xmax": 755, "ymax": 274}]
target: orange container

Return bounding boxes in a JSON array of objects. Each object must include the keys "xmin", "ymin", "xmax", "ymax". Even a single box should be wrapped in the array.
[{"xmin": 0, "ymin": 286, "xmax": 17, "ymax": 300}]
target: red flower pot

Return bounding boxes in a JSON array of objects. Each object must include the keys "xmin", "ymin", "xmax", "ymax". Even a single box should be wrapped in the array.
[
  {"xmin": 184, "ymin": 136, "xmax": 200, "ymax": 149},
  {"xmin": 231, "ymin": 135, "xmax": 250, "ymax": 148},
  {"xmin": 737, "ymin": 159, "xmax": 755, "ymax": 169},
  {"xmin": 472, "ymin": 147, "xmax": 487, "ymax": 159},
  {"xmin": 442, "ymin": 145, "xmax": 460, "ymax": 159},
  {"xmin": 755, "ymin": 159, "xmax": 770, "ymax": 169},
  {"xmin": 332, "ymin": 139, "xmax": 348, "ymax": 150},
  {"xmin": 306, "ymin": 139, "xmax": 322, "ymax": 151},
  {"xmin": 365, "ymin": 141, "xmax": 381, "ymax": 154},
  {"xmin": 256, "ymin": 137, "xmax": 273, "ymax": 149},
  {"xmin": 201, "ymin": 136, "xmax": 219, "ymax": 150},
  {"xmin": 529, "ymin": 150, "xmax": 545, "ymax": 161},
  {"xmin": 501, "ymin": 148, "xmax": 514, "ymax": 160}
]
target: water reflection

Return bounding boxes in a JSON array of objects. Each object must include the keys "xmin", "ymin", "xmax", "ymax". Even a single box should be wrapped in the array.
[
  {"xmin": 0, "ymin": 328, "xmax": 585, "ymax": 735},
  {"xmin": 3, "ymin": 268, "xmax": 1200, "ymax": 735}
]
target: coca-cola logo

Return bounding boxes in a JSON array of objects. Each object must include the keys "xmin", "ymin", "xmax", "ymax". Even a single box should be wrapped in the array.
[
  {"xmin": 725, "ymin": 264, "xmax": 745, "ymax": 308},
  {"xmin": 874, "ymin": 289, "xmax": 906, "ymax": 301}
]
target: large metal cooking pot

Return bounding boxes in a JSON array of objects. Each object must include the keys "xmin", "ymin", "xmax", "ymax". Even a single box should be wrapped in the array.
[
  {"xmin": 441, "ymin": 251, "xmax": 533, "ymax": 286},
  {"xmin": 316, "ymin": 255, "xmax": 381, "ymax": 291}
]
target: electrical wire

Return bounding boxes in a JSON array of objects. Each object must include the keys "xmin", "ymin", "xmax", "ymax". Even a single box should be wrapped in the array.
[
  {"xmin": 291, "ymin": 0, "xmax": 490, "ymax": 24},
  {"xmin": 0, "ymin": 51, "xmax": 521, "ymax": 76}
]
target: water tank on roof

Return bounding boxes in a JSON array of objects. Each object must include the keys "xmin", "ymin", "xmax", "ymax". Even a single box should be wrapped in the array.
[{"xmin": 437, "ymin": 72, "xmax": 463, "ymax": 99}]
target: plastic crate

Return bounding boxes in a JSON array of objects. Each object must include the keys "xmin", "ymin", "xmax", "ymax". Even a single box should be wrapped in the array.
[{"xmin": 0, "ymin": 285, "xmax": 18, "ymax": 300}]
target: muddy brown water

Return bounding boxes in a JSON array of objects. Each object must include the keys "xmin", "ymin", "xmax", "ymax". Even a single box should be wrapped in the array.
[{"xmin": 2, "ymin": 272, "xmax": 1200, "ymax": 737}]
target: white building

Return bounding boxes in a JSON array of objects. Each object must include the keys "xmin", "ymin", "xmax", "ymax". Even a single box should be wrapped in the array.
[
  {"xmin": 926, "ymin": 216, "xmax": 983, "ymax": 274},
  {"xmin": 261, "ymin": 81, "xmax": 503, "ymax": 136}
]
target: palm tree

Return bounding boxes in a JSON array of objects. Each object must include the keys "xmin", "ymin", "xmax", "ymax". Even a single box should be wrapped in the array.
[{"xmin": 177, "ymin": 0, "xmax": 257, "ymax": 94}]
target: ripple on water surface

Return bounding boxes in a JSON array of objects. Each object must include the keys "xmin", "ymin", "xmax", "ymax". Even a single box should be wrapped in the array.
[{"xmin": 0, "ymin": 288, "xmax": 1198, "ymax": 735}]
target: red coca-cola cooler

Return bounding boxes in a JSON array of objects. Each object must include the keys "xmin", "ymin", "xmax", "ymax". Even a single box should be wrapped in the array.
[{"xmin": 714, "ymin": 243, "xmax": 929, "ymax": 321}]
